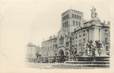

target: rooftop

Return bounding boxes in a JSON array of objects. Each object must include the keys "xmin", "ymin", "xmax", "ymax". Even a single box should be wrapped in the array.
[{"xmin": 61, "ymin": 9, "xmax": 83, "ymax": 16}]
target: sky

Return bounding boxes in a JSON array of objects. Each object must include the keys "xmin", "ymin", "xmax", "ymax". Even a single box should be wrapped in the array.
[
  {"xmin": 0, "ymin": 0, "xmax": 113, "ymax": 72},
  {"xmin": 29, "ymin": 0, "xmax": 111, "ymax": 46}
]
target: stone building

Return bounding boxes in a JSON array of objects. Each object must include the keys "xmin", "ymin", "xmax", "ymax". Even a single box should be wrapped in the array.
[
  {"xmin": 27, "ymin": 43, "xmax": 41, "ymax": 62},
  {"xmin": 57, "ymin": 9, "xmax": 84, "ymax": 61},
  {"xmin": 41, "ymin": 36, "xmax": 57, "ymax": 63},
  {"xmin": 72, "ymin": 19, "xmax": 110, "ymax": 57},
  {"xmin": 41, "ymin": 7, "xmax": 110, "ymax": 63},
  {"xmin": 71, "ymin": 7, "xmax": 110, "ymax": 58}
]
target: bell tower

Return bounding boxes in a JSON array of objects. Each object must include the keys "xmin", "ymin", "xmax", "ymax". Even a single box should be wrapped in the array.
[{"xmin": 61, "ymin": 9, "xmax": 83, "ymax": 34}]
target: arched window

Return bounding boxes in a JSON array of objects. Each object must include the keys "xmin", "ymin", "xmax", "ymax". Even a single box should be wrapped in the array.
[{"xmin": 59, "ymin": 36, "xmax": 64, "ymax": 45}]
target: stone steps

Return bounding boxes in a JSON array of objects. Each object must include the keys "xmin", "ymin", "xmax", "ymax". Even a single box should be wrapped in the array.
[{"xmin": 64, "ymin": 60, "xmax": 109, "ymax": 67}]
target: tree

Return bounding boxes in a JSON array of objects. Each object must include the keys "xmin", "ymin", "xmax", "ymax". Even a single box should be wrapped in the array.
[
  {"xmin": 73, "ymin": 48, "xmax": 78, "ymax": 61},
  {"xmin": 86, "ymin": 40, "xmax": 96, "ymax": 61},
  {"xmin": 35, "ymin": 52, "xmax": 41, "ymax": 63},
  {"xmin": 86, "ymin": 40, "xmax": 95, "ymax": 57},
  {"xmin": 95, "ymin": 40, "xmax": 102, "ymax": 56}
]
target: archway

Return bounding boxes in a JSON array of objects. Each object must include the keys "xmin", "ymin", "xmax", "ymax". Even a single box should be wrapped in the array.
[{"xmin": 58, "ymin": 49, "xmax": 65, "ymax": 63}]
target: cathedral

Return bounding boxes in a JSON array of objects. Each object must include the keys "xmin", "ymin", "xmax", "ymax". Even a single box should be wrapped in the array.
[{"xmin": 41, "ymin": 7, "xmax": 110, "ymax": 63}]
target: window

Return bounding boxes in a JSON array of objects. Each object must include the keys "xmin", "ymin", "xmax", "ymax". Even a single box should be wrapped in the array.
[
  {"xmin": 79, "ymin": 22, "xmax": 80, "ymax": 25},
  {"xmin": 106, "ymin": 46, "xmax": 109, "ymax": 51},
  {"xmin": 55, "ymin": 44, "xmax": 57, "ymax": 48},
  {"xmin": 79, "ymin": 16, "xmax": 81, "ymax": 19},
  {"xmin": 59, "ymin": 36, "xmax": 64, "ymax": 45},
  {"xmin": 76, "ymin": 36, "xmax": 77, "ymax": 39},
  {"xmin": 105, "ymin": 29, "xmax": 108, "ymax": 32},
  {"xmin": 77, "ymin": 15, "xmax": 79, "ymax": 19},
  {"xmin": 62, "ymin": 23, "xmax": 64, "ymax": 27},
  {"xmin": 107, "ymin": 53, "xmax": 109, "ymax": 56},
  {"xmin": 75, "ymin": 15, "xmax": 77, "ymax": 18},
  {"xmin": 83, "ymin": 33, "xmax": 85, "ymax": 36},
  {"xmin": 79, "ymin": 43, "xmax": 81, "ymax": 46},
  {"xmin": 62, "ymin": 14, "xmax": 69, "ymax": 20},
  {"xmin": 77, "ymin": 15, "xmax": 81, "ymax": 19},
  {"xmin": 64, "ymin": 21, "xmax": 69, "ymax": 28},
  {"xmin": 66, "ymin": 23, "xmax": 68, "ymax": 27},
  {"xmin": 76, "ymin": 21, "xmax": 78, "ymax": 25},
  {"xmin": 72, "ymin": 14, "xmax": 74, "ymax": 18},
  {"xmin": 66, "ymin": 42, "xmax": 69, "ymax": 47},
  {"xmin": 105, "ymin": 38, "xmax": 108, "ymax": 43},
  {"xmin": 73, "ymin": 20, "xmax": 75, "ymax": 26},
  {"xmin": 83, "ymin": 38, "xmax": 85, "ymax": 42},
  {"xmin": 72, "ymin": 14, "xmax": 77, "ymax": 18},
  {"xmin": 65, "ymin": 22, "xmax": 66, "ymax": 27}
]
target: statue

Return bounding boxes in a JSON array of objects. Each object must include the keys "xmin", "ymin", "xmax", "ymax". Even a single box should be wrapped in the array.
[{"xmin": 91, "ymin": 7, "xmax": 98, "ymax": 19}]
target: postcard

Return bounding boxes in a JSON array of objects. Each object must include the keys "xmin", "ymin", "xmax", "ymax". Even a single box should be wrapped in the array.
[{"xmin": 0, "ymin": 0, "xmax": 113, "ymax": 73}]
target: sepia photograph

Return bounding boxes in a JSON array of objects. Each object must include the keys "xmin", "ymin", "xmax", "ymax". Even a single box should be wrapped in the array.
[
  {"xmin": 27, "ymin": 6, "xmax": 110, "ymax": 69},
  {"xmin": 0, "ymin": 0, "xmax": 113, "ymax": 73}
]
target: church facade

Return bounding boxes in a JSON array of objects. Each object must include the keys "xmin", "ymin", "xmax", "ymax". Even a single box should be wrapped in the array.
[{"xmin": 41, "ymin": 7, "xmax": 110, "ymax": 63}]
